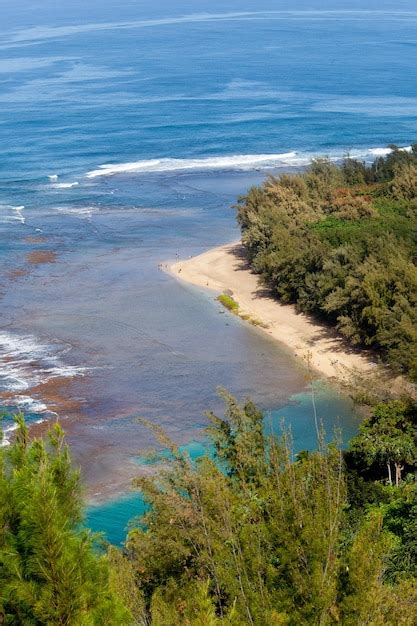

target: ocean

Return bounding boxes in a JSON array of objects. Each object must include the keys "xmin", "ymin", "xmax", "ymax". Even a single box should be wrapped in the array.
[{"xmin": 1, "ymin": 0, "xmax": 416, "ymax": 540}]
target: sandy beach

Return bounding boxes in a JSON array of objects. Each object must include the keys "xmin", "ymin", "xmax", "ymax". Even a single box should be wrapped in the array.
[{"xmin": 170, "ymin": 242, "xmax": 374, "ymax": 380}]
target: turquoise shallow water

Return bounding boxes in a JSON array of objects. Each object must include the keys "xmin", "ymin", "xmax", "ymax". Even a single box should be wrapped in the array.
[
  {"xmin": 87, "ymin": 383, "xmax": 358, "ymax": 545},
  {"xmin": 86, "ymin": 439, "xmax": 211, "ymax": 544},
  {"xmin": 86, "ymin": 495, "xmax": 148, "ymax": 547},
  {"xmin": 0, "ymin": 0, "xmax": 415, "ymax": 527}
]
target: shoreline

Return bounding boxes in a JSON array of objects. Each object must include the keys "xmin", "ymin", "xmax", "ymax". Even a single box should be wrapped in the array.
[{"xmin": 170, "ymin": 242, "xmax": 375, "ymax": 381}]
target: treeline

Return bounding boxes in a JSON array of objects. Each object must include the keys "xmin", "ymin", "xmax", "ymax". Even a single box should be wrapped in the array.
[
  {"xmin": 1, "ymin": 390, "xmax": 416, "ymax": 625},
  {"xmin": 237, "ymin": 146, "xmax": 417, "ymax": 379}
]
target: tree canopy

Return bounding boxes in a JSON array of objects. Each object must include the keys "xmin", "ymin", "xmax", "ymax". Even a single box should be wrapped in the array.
[
  {"xmin": 237, "ymin": 148, "xmax": 417, "ymax": 379},
  {"xmin": 0, "ymin": 416, "xmax": 130, "ymax": 625},
  {"xmin": 1, "ymin": 388, "xmax": 417, "ymax": 624}
]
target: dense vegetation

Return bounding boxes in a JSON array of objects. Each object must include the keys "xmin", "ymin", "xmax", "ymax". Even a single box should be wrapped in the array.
[
  {"xmin": 1, "ymin": 387, "xmax": 416, "ymax": 624},
  {"xmin": 0, "ymin": 416, "xmax": 130, "ymax": 624},
  {"xmin": 236, "ymin": 146, "xmax": 417, "ymax": 379}
]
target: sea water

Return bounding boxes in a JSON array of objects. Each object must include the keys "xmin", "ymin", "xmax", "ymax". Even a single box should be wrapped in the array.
[{"xmin": 1, "ymin": 0, "xmax": 416, "ymax": 537}]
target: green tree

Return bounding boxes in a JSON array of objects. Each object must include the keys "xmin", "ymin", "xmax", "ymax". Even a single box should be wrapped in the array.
[
  {"xmin": 236, "ymin": 151, "xmax": 417, "ymax": 378},
  {"xmin": 350, "ymin": 401, "xmax": 417, "ymax": 485},
  {"xmin": 0, "ymin": 416, "xmax": 130, "ymax": 625},
  {"xmin": 125, "ymin": 393, "xmax": 417, "ymax": 625},
  {"xmin": 341, "ymin": 157, "xmax": 367, "ymax": 186},
  {"xmin": 391, "ymin": 162, "xmax": 417, "ymax": 200},
  {"xmin": 340, "ymin": 510, "xmax": 417, "ymax": 625}
]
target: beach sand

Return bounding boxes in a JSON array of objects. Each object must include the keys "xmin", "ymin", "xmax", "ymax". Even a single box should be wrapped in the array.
[{"xmin": 170, "ymin": 242, "xmax": 374, "ymax": 380}]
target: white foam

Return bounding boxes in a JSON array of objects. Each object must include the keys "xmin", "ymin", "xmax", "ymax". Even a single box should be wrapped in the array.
[
  {"xmin": 48, "ymin": 174, "xmax": 59, "ymax": 182},
  {"xmin": 13, "ymin": 395, "xmax": 48, "ymax": 413},
  {"xmin": 359, "ymin": 145, "xmax": 412, "ymax": 158},
  {"xmin": 0, "ymin": 416, "xmax": 48, "ymax": 447},
  {"xmin": 1, "ymin": 423, "xmax": 18, "ymax": 447},
  {"xmin": 0, "ymin": 204, "xmax": 25, "ymax": 224},
  {"xmin": 50, "ymin": 181, "xmax": 79, "ymax": 189},
  {"xmin": 368, "ymin": 147, "xmax": 393, "ymax": 156},
  {"xmin": 86, "ymin": 153, "xmax": 301, "ymax": 178},
  {"xmin": 44, "ymin": 364, "xmax": 89, "ymax": 378},
  {"xmin": 55, "ymin": 206, "xmax": 97, "ymax": 219},
  {"xmin": 86, "ymin": 146, "xmax": 415, "ymax": 179},
  {"xmin": 0, "ymin": 331, "xmax": 89, "ymax": 418},
  {"xmin": 0, "ymin": 332, "xmax": 50, "ymax": 361},
  {"xmin": 13, "ymin": 206, "xmax": 25, "ymax": 223}
]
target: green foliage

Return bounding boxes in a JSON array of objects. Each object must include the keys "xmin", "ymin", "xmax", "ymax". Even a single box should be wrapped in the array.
[
  {"xmin": 237, "ymin": 150, "xmax": 417, "ymax": 378},
  {"xmin": 107, "ymin": 546, "xmax": 147, "ymax": 624},
  {"xmin": 0, "ymin": 416, "xmax": 130, "ymax": 625},
  {"xmin": 341, "ymin": 157, "xmax": 367, "ymax": 186},
  {"xmin": 124, "ymin": 394, "xmax": 417, "ymax": 625},
  {"xmin": 2, "ymin": 391, "xmax": 417, "ymax": 625},
  {"xmin": 371, "ymin": 144, "xmax": 417, "ymax": 183},
  {"xmin": 391, "ymin": 162, "xmax": 417, "ymax": 200},
  {"xmin": 339, "ymin": 510, "xmax": 417, "ymax": 625},
  {"xmin": 382, "ymin": 480, "xmax": 417, "ymax": 582},
  {"xmin": 346, "ymin": 397, "xmax": 417, "ymax": 587},
  {"xmin": 349, "ymin": 400, "xmax": 417, "ymax": 485}
]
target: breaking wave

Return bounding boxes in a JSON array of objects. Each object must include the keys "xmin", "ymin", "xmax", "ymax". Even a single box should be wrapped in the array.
[
  {"xmin": 86, "ymin": 153, "xmax": 300, "ymax": 177},
  {"xmin": 0, "ymin": 330, "xmax": 88, "ymax": 393},
  {"xmin": 49, "ymin": 181, "xmax": 79, "ymax": 189},
  {"xmin": 0, "ymin": 204, "xmax": 25, "ymax": 224},
  {"xmin": 1, "ymin": 417, "xmax": 46, "ymax": 447},
  {"xmin": 85, "ymin": 146, "xmax": 412, "ymax": 179},
  {"xmin": 0, "ymin": 331, "xmax": 89, "ymax": 444}
]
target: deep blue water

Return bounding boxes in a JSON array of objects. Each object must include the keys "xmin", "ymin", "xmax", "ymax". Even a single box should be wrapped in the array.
[
  {"xmin": 1, "ymin": 0, "xmax": 416, "ymax": 538},
  {"xmin": 2, "ymin": 0, "xmax": 417, "ymax": 195}
]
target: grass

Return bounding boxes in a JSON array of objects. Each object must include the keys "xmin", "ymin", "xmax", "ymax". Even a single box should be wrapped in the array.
[
  {"xmin": 249, "ymin": 317, "xmax": 269, "ymax": 329},
  {"xmin": 217, "ymin": 293, "xmax": 270, "ymax": 329},
  {"xmin": 217, "ymin": 293, "xmax": 239, "ymax": 313}
]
